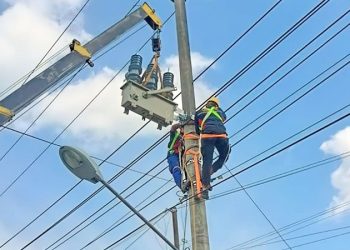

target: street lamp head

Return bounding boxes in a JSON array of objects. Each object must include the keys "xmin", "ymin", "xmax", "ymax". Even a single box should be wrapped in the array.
[{"xmin": 59, "ymin": 146, "xmax": 103, "ymax": 184}]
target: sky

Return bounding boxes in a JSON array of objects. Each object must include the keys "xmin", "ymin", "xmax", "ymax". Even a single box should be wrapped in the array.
[{"xmin": 0, "ymin": 0, "xmax": 350, "ymax": 249}]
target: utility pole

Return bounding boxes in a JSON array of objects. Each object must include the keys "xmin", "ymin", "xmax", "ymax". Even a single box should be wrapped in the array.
[
  {"xmin": 171, "ymin": 207, "xmax": 180, "ymax": 249},
  {"xmin": 172, "ymin": 0, "xmax": 210, "ymax": 249}
]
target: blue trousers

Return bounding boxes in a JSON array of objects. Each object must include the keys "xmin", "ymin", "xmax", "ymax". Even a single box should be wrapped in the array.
[
  {"xmin": 201, "ymin": 137, "xmax": 230, "ymax": 186},
  {"xmin": 167, "ymin": 153, "xmax": 182, "ymax": 189}
]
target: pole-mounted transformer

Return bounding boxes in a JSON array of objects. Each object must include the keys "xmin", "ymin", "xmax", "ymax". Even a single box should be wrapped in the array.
[{"xmin": 121, "ymin": 31, "xmax": 177, "ymax": 130}]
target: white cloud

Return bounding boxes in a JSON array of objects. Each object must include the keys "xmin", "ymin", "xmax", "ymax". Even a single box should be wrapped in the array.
[
  {"xmin": 320, "ymin": 127, "xmax": 350, "ymax": 212},
  {"xmin": 0, "ymin": 1, "xmax": 217, "ymax": 153},
  {"xmin": 0, "ymin": 0, "xmax": 90, "ymax": 93},
  {"xmin": 11, "ymin": 52, "xmax": 216, "ymax": 153}
]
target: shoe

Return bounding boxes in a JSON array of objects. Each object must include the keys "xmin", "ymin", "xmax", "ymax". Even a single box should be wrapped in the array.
[
  {"xmin": 202, "ymin": 190, "xmax": 209, "ymax": 200},
  {"xmin": 203, "ymin": 184, "xmax": 212, "ymax": 191},
  {"xmin": 181, "ymin": 180, "xmax": 190, "ymax": 193}
]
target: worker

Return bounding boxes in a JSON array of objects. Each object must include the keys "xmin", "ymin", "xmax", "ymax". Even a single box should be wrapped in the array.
[
  {"xmin": 195, "ymin": 96, "xmax": 230, "ymax": 199},
  {"xmin": 167, "ymin": 123, "xmax": 189, "ymax": 193}
]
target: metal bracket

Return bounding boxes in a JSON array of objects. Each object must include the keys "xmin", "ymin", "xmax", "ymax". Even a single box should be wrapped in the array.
[
  {"xmin": 142, "ymin": 3, "xmax": 162, "ymax": 29},
  {"xmin": 69, "ymin": 39, "xmax": 94, "ymax": 67},
  {"xmin": 142, "ymin": 87, "xmax": 176, "ymax": 98},
  {"xmin": 0, "ymin": 106, "xmax": 14, "ymax": 119}
]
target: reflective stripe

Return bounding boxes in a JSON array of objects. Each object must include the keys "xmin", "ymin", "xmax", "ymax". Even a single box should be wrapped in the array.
[
  {"xmin": 168, "ymin": 130, "xmax": 180, "ymax": 152},
  {"xmin": 200, "ymin": 107, "xmax": 223, "ymax": 131}
]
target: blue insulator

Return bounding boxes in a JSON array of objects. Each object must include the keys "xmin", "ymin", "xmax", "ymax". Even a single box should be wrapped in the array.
[
  {"xmin": 144, "ymin": 63, "xmax": 158, "ymax": 90},
  {"xmin": 163, "ymin": 72, "xmax": 174, "ymax": 88},
  {"xmin": 162, "ymin": 72, "xmax": 174, "ymax": 99},
  {"xmin": 125, "ymin": 54, "xmax": 142, "ymax": 83}
]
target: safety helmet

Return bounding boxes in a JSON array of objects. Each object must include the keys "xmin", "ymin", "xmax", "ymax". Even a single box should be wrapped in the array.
[{"xmin": 208, "ymin": 96, "xmax": 220, "ymax": 106}]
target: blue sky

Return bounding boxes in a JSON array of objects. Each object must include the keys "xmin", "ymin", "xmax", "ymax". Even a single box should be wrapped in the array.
[{"xmin": 0, "ymin": 0, "xmax": 350, "ymax": 249}]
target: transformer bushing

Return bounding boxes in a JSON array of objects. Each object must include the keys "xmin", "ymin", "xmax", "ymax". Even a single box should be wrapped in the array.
[
  {"xmin": 162, "ymin": 72, "xmax": 174, "ymax": 99},
  {"xmin": 144, "ymin": 63, "xmax": 158, "ymax": 90},
  {"xmin": 125, "ymin": 54, "xmax": 143, "ymax": 83}
]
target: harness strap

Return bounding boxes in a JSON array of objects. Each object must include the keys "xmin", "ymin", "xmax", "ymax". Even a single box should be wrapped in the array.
[
  {"xmin": 200, "ymin": 107, "xmax": 223, "ymax": 131},
  {"xmin": 168, "ymin": 130, "xmax": 180, "ymax": 153},
  {"xmin": 185, "ymin": 149, "xmax": 202, "ymax": 199}
]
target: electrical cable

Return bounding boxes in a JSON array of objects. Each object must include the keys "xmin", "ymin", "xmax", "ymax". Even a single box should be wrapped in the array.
[
  {"xmin": 26, "ymin": 28, "xmax": 348, "ymax": 250},
  {"xmin": 212, "ymin": 151, "xmax": 350, "ymax": 200},
  {"xmin": 224, "ymin": 58, "xmax": 350, "ymax": 175},
  {"xmin": 235, "ymin": 224, "xmax": 350, "ymax": 250},
  {"xmin": 0, "ymin": 44, "xmax": 68, "ymax": 99},
  {"xmin": 223, "ymin": 11, "xmax": 350, "ymax": 121},
  {"xmin": 0, "ymin": 22, "xmax": 147, "ymax": 134},
  {"xmin": 0, "ymin": 9, "xmax": 173, "ymax": 250},
  {"xmin": 0, "ymin": 17, "xmax": 161, "ymax": 200},
  {"xmin": 47, "ymin": 178, "xmax": 172, "ymax": 250},
  {"xmin": 231, "ymin": 174, "xmax": 293, "ymax": 249},
  {"xmin": 106, "ymin": 109, "xmax": 350, "ymax": 249},
  {"xmin": 13, "ymin": 46, "xmax": 348, "ymax": 250},
  {"xmin": 6, "ymin": 0, "xmax": 330, "ymax": 246},
  {"xmin": 20, "ymin": 0, "xmax": 91, "ymax": 88},
  {"xmin": 99, "ymin": 66, "xmax": 349, "ymax": 248},
  {"xmin": 227, "ymin": 200, "xmax": 350, "ymax": 250},
  {"xmin": 95, "ymin": 97, "xmax": 350, "ymax": 248},
  {"xmin": 197, "ymin": 0, "xmax": 330, "ymax": 109},
  {"xmin": 5, "ymin": 1, "xmax": 280, "ymax": 245}
]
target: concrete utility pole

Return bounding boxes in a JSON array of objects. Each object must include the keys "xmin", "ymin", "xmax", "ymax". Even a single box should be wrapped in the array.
[
  {"xmin": 171, "ymin": 207, "xmax": 180, "ymax": 249},
  {"xmin": 172, "ymin": 0, "xmax": 210, "ymax": 249}
]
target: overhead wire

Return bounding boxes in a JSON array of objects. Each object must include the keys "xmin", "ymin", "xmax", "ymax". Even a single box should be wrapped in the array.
[
  {"xmin": 280, "ymin": 229, "xmax": 350, "ymax": 250},
  {"xmin": 1, "ymin": 9, "xmax": 174, "ymax": 250},
  {"xmin": 19, "ymin": 0, "xmax": 91, "ymax": 88},
  {"xmin": 223, "ymin": 56, "xmax": 350, "ymax": 174},
  {"xmin": 105, "ymin": 107, "xmax": 350, "ymax": 249},
  {"xmin": 0, "ymin": 22, "xmax": 148, "ymax": 135},
  {"xmin": 48, "ymin": 178, "xmax": 173, "ymax": 250},
  {"xmin": 228, "ymin": 204, "xmax": 350, "ymax": 250},
  {"xmin": 234, "ymin": 224, "xmax": 350, "ymax": 250},
  {"xmin": 198, "ymin": 0, "xmax": 330, "ymax": 109},
  {"xmin": 223, "ymin": 9, "xmax": 350, "ymax": 121},
  {"xmin": 6, "ymin": 0, "xmax": 334, "ymax": 247},
  {"xmin": 230, "ymin": 172, "xmax": 293, "ymax": 249},
  {"xmin": 97, "ymin": 58, "xmax": 349, "ymax": 248},
  {"xmin": 6, "ymin": 0, "xmax": 284, "ymax": 245},
  {"xmin": 0, "ymin": 44, "xmax": 68, "ymax": 99},
  {"xmin": 29, "ymin": 7, "xmax": 344, "ymax": 250},
  {"xmin": 0, "ymin": 14, "xmax": 170, "ymax": 199},
  {"xmin": 211, "ymin": 150, "xmax": 350, "ymax": 200}
]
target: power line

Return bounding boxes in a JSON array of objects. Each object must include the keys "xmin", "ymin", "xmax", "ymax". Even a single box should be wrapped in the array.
[
  {"xmin": 224, "ymin": 11, "xmax": 350, "ymax": 121},
  {"xmin": 212, "ymin": 151, "xmax": 350, "ymax": 200},
  {"xmin": 224, "ymin": 58, "xmax": 350, "ymax": 173},
  {"xmin": 106, "ymin": 109, "xmax": 350, "ymax": 249},
  {"xmin": 198, "ymin": 0, "xmax": 330, "ymax": 109},
  {"xmin": 0, "ymin": 18, "xmax": 161, "ymax": 200},
  {"xmin": 231, "ymin": 174, "xmax": 293, "ymax": 249},
  {"xmin": 227, "ymin": 200, "xmax": 350, "ymax": 250},
  {"xmin": 98, "ymin": 63, "xmax": 350, "ymax": 248},
  {"xmin": 235, "ymin": 224, "xmax": 350, "ymax": 250},
  {"xmin": 5, "ymin": 1, "xmax": 283, "ymax": 245},
  {"xmin": 8, "ymin": 0, "xmax": 332, "ymax": 246},
  {"xmin": 20, "ymin": 0, "xmax": 91, "ymax": 88},
  {"xmin": 0, "ymin": 11, "xmax": 175, "ymax": 250},
  {"xmin": 86, "ymin": 79, "xmax": 350, "ymax": 248},
  {"xmin": 0, "ymin": 22, "xmax": 147, "ymax": 135}
]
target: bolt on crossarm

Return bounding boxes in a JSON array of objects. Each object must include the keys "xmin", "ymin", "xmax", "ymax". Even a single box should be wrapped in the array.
[{"xmin": 172, "ymin": 0, "xmax": 210, "ymax": 249}]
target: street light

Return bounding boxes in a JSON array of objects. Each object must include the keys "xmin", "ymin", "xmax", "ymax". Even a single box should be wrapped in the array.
[{"xmin": 59, "ymin": 145, "xmax": 177, "ymax": 250}]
